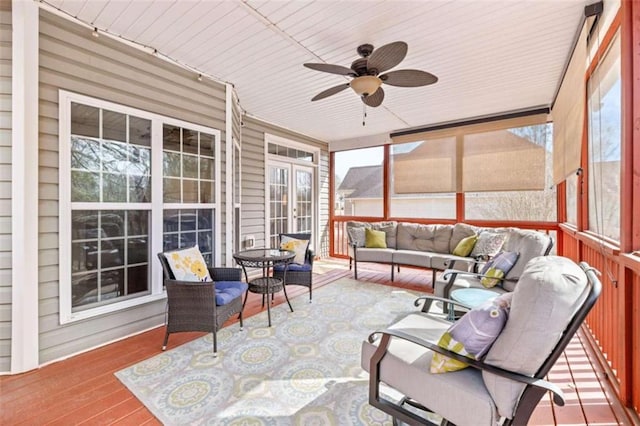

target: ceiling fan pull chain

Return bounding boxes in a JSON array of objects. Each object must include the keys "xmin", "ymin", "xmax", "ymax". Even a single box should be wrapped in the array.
[{"xmin": 362, "ymin": 102, "xmax": 367, "ymax": 126}]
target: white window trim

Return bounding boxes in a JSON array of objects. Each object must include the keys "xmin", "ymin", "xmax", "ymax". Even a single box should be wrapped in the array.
[{"xmin": 58, "ymin": 90, "xmax": 221, "ymax": 324}]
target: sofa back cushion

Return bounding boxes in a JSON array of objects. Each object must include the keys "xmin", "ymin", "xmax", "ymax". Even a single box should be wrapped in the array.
[
  {"xmin": 482, "ymin": 256, "xmax": 589, "ymax": 419},
  {"xmin": 346, "ymin": 221, "xmax": 398, "ymax": 249},
  {"xmin": 449, "ymin": 223, "xmax": 481, "ymax": 253},
  {"xmin": 501, "ymin": 229, "xmax": 553, "ymax": 290},
  {"xmin": 396, "ymin": 223, "xmax": 453, "ymax": 253}
]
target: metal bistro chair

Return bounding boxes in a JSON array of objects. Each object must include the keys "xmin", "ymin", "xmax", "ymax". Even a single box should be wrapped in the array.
[
  {"xmin": 157, "ymin": 250, "xmax": 247, "ymax": 356},
  {"xmin": 272, "ymin": 233, "xmax": 315, "ymax": 302},
  {"xmin": 361, "ymin": 256, "xmax": 602, "ymax": 426}
]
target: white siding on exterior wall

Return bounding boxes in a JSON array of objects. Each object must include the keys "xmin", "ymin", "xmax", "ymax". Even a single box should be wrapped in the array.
[
  {"xmin": 0, "ymin": 5, "xmax": 12, "ymax": 373},
  {"xmin": 37, "ymin": 10, "xmax": 228, "ymax": 364},
  {"xmin": 241, "ymin": 116, "xmax": 329, "ymax": 257}
]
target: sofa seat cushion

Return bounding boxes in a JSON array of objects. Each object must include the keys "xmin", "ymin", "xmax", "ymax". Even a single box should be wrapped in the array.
[
  {"xmin": 434, "ymin": 272, "xmax": 509, "ymax": 298},
  {"xmin": 355, "ymin": 247, "xmax": 395, "ymax": 263},
  {"xmin": 392, "ymin": 250, "xmax": 433, "ymax": 269},
  {"xmin": 361, "ymin": 313, "xmax": 499, "ymax": 425},
  {"xmin": 396, "ymin": 223, "xmax": 453, "ymax": 253},
  {"xmin": 430, "ymin": 255, "xmax": 476, "ymax": 272}
]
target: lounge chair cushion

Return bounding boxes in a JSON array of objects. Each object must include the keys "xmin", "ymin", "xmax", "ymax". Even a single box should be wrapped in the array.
[
  {"xmin": 482, "ymin": 256, "xmax": 589, "ymax": 419},
  {"xmin": 361, "ymin": 313, "xmax": 499, "ymax": 425},
  {"xmin": 164, "ymin": 245, "xmax": 212, "ymax": 282},
  {"xmin": 214, "ymin": 281, "xmax": 248, "ymax": 305}
]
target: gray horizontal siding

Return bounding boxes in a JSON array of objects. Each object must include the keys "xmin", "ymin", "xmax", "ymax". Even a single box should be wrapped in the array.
[
  {"xmin": 0, "ymin": 7, "xmax": 11, "ymax": 373},
  {"xmin": 37, "ymin": 10, "xmax": 228, "ymax": 365},
  {"xmin": 241, "ymin": 116, "xmax": 329, "ymax": 255}
]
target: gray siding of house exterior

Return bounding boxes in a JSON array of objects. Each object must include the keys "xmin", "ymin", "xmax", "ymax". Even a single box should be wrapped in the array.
[
  {"xmin": 0, "ymin": 5, "xmax": 12, "ymax": 373},
  {"xmin": 37, "ymin": 10, "xmax": 229, "ymax": 364},
  {"xmin": 241, "ymin": 116, "xmax": 329, "ymax": 257}
]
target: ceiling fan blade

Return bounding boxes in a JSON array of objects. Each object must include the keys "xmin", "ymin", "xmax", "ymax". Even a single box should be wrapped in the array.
[
  {"xmin": 311, "ymin": 83, "xmax": 350, "ymax": 101},
  {"xmin": 304, "ymin": 63, "xmax": 355, "ymax": 76},
  {"xmin": 366, "ymin": 41, "xmax": 408, "ymax": 73},
  {"xmin": 362, "ymin": 87, "xmax": 385, "ymax": 107},
  {"xmin": 380, "ymin": 69, "xmax": 438, "ymax": 87}
]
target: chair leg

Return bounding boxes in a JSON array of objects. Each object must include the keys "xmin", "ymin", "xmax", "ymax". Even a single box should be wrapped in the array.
[
  {"xmin": 354, "ymin": 260, "xmax": 358, "ymax": 279},
  {"xmin": 162, "ymin": 330, "xmax": 169, "ymax": 351},
  {"xmin": 309, "ymin": 285, "xmax": 312, "ymax": 303},
  {"xmin": 212, "ymin": 330, "xmax": 218, "ymax": 357},
  {"xmin": 239, "ymin": 309, "xmax": 244, "ymax": 330}
]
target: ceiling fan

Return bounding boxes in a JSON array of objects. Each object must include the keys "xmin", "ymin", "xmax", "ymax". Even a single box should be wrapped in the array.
[{"xmin": 304, "ymin": 41, "xmax": 438, "ymax": 108}]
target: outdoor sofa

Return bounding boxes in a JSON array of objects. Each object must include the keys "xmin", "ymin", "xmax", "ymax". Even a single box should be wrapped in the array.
[{"xmin": 346, "ymin": 221, "xmax": 553, "ymax": 301}]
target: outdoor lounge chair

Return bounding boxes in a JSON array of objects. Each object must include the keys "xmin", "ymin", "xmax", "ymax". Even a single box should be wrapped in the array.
[
  {"xmin": 157, "ymin": 249, "xmax": 247, "ymax": 356},
  {"xmin": 272, "ymin": 232, "xmax": 315, "ymax": 302},
  {"xmin": 361, "ymin": 256, "xmax": 601, "ymax": 425}
]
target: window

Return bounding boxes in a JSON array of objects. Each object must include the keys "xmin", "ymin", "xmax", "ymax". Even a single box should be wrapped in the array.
[
  {"xmin": 390, "ymin": 138, "xmax": 456, "ymax": 219},
  {"xmin": 60, "ymin": 92, "xmax": 220, "ymax": 322},
  {"xmin": 465, "ymin": 123, "xmax": 556, "ymax": 222},
  {"xmin": 334, "ymin": 147, "xmax": 383, "ymax": 217},
  {"xmin": 587, "ymin": 33, "xmax": 621, "ymax": 241}
]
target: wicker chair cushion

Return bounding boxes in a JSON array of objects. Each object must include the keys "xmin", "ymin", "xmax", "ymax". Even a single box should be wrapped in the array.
[
  {"xmin": 214, "ymin": 281, "xmax": 248, "ymax": 305},
  {"xmin": 273, "ymin": 263, "xmax": 312, "ymax": 272}
]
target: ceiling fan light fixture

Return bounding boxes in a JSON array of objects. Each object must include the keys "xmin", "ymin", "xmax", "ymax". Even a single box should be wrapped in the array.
[{"xmin": 350, "ymin": 76, "xmax": 382, "ymax": 96}]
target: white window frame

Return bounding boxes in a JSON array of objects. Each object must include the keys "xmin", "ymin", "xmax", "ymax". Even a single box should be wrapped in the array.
[{"xmin": 58, "ymin": 91, "xmax": 221, "ymax": 323}]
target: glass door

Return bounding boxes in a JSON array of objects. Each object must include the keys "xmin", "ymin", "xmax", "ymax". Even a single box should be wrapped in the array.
[{"xmin": 268, "ymin": 162, "xmax": 314, "ymax": 248}]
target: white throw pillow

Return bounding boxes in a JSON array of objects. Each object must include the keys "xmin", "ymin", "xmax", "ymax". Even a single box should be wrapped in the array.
[
  {"xmin": 280, "ymin": 236, "xmax": 309, "ymax": 264},
  {"xmin": 164, "ymin": 245, "xmax": 212, "ymax": 282}
]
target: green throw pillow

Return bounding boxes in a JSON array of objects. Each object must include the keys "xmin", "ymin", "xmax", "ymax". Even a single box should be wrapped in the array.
[
  {"xmin": 364, "ymin": 228, "xmax": 387, "ymax": 248},
  {"xmin": 452, "ymin": 234, "xmax": 478, "ymax": 257}
]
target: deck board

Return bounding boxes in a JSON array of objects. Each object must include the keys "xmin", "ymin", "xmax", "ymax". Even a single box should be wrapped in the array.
[{"xmin": 0, "ymin": 259, "xmax": 628, "ymax": 425}]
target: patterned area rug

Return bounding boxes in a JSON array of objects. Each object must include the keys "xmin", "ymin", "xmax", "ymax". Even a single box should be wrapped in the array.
[{"xmin": 115, "ymin": 278, "xmax": 421, "ymax": 425}]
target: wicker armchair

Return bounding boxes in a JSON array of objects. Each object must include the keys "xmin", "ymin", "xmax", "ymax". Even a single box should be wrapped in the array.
[
  {"xmin": 157, "ymin": 251, "xmax": 247, "ymax": 356},
  {"xmin": 272, "ymin": 233, "xmax": 314, "ymax": 302}
]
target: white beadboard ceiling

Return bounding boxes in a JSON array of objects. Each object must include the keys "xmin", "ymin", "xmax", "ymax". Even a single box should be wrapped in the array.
[{"xmin": 43, "ymin": 0, "xmax": 592, "ymax": 145}]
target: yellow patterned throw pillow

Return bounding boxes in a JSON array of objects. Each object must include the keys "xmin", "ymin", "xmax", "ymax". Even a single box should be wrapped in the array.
[
  {"xmin": 165, "ymin": 246, "xmax": 212, "ymax": 282},
  {"xmin": 280, "ymin": 236, "xmax": 309, "ymax": 264}
]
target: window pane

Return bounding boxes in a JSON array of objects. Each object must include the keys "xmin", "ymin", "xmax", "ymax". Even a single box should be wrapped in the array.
[
  {"xmin": 163, "ymin": 124, "xmax": 181, "ymax": 151},
  {"xmin": 129, "ymin": 116, "xmax": 151, "ymax": 147},
  {"xmin": 183, "ymin": 180, "xmax": 198, "ymax": 203},
  {"xmin": 465, "ymin": 190, "xmax": 557, "ymax": 221},
  {"xmin": 71, "ymin": 103, "xmax": 99, "ymax": 138},
  {"xmin": 588, "ymin": 33, "xmax": 621, "ymax": 241},
  {"xmin": 71, "ymin": 138, "xmax": 100, "ymax": 171},
  {"xmin": 183, "ymin": 128, "xmax": 198, "ymax": 154},
  {"xmin": 183, "ymin": 154, "xmax": 198, "ymax": 179},
  {"xmin": 129, "ymin": 175, "xmax": 151, "ymax": 203},
  {"xmin": 200, "ymin": 133, "xmax": 214, "ymax": 156},
  {"xmin": 103, "ymin": 110, "xmax": 126, "ymax": 142},
  {"xmin": 163, "ymin": 178, "xmax": 181, "ymax": 202},
  {"xmin": 334, "ymin": 147, "xmax": 383, "ymax": 217},
  {"xmin": 102, "ymin": 142, "xmax": 128, "ymax": 173},
  {"xmin": 390, "ymin": 138, "xmax": 457, "ymax": 219},
  {"xmin": 200, "ymin": 181, "xmax": 213, "ymax": 203},
  {"xmin": 71, "ymin": 208, "xmax": 149, "ymax": 310},
  {"xmin": 163, "ymin": 152, "xmax": 181, "ymax": 177},
  {"xmin": 127, "ymin": 265, "xmax": 148, "ymax": 295},
  {"xmin": 71, "ymin": 171, "xmax": 100, "ymax": 202},
  {"xmin": 102, "ymin": 174, "xmax": 127, "ymax": 202},
  {"xmin": 200, "ymin": 158, "xmax": 214, "ymax": 180}
]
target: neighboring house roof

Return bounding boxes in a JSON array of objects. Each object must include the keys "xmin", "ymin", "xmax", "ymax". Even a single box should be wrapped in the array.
[{"xmin": 337, "ymin": 165, "xmax": 383, "ymax": 199}]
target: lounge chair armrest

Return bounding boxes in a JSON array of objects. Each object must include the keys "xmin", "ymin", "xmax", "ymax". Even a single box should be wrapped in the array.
[
  {"xmin": 368, "ymin": 329, "xmax": 565, "ymax": 406},
  {"xmin": 413, "ymin": 295, "xmax": 473, "ymax": 311}
]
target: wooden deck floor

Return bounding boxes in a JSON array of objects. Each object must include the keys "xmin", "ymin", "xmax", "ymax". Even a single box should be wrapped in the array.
[{"xmin": 0, "ymin": 259, "xmax": 631, "ymax": 425}]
